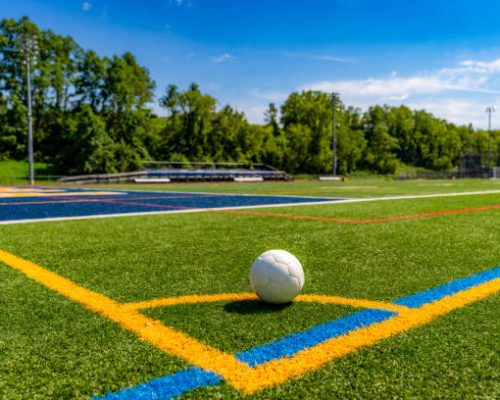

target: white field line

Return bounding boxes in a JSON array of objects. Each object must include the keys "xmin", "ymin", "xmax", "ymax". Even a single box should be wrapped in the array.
[
  {"xmin": 33, "ymin": 185, "xmax": 344, "ymax": 200},
  {"xmin": 0, "ymin": 190, "xmax": 499, "ymax": 226}
]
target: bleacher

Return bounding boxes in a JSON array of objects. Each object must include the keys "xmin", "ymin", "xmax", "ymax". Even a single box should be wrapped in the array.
[{"xmin": 59, "ymin": 161, "xmax": 289, "ymax": 184}]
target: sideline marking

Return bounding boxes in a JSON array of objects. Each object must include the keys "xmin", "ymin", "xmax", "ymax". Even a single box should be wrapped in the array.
[{"xmin": 0, "ymin": 248, "xmax": 498, "ymax": 396}]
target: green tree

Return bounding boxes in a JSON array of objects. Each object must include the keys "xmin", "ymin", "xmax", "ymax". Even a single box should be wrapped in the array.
[
  {"xmin": 75, "ymin": 50, "xmax": 106, "ymax": 112},
  {"xmin": 159, "ymin": 84, "xmax": 216, "ymax": 160},
  {"xmin": 413, "ymin": 110, "xmax": 462, "ymax": 170},
  {"xmin": 54, "ymin": 106, "xmax": 116, "ymax": 174},
  {"xmin": 338, "ymin": 107, "xmax": 367, "ymax": 173},
  {"xmin": 103, "ymin": 52, "xmax": 155, "ymax": 113},
  {"xmin": 281, "ymin": 91, "xmax": 334, "ymax": 173},
  {"xmin": 362, "ymin": 106, "xmax": 400, "ymax": 173}
]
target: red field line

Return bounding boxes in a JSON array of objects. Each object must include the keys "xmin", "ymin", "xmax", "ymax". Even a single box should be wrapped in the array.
[
  {"xmin": 47, "ymin": 197, "xmax": 188, "ymax": 210},
  {"xmin": 94, "ymin": 198, "xmax": 185, "ymax": 209},
  {"xmin": 222, "ymin": 205, "xmax": 500, "ymax": 224},
  {"xmin": 0, "ymin": 195, "xmax": 212, "ymax": 207}
]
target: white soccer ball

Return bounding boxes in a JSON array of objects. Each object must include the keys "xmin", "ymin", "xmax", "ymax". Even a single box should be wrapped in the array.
[{"xmin": 250, "ymin": 250, "xmax": 305, "ymax": 304}]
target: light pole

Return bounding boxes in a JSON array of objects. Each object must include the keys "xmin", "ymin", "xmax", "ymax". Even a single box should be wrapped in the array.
[
  {"xmin": 331, "ymin": 92, "xmax": 339, "ymax": 176},
  {"xmin": 485, "ymin": 106, "xmax": 496, "ymax": 171},
  {"xmin": 19, "ymin": 34, "xmax": 39, "ymax": 186}
]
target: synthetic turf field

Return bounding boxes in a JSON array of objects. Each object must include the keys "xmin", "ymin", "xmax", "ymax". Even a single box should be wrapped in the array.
[{"xmin": 0, "ymin": 179, "xmax": 499, "ymax": 399}]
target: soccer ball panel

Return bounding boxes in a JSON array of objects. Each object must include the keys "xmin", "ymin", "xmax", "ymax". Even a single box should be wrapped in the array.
[
  {"xmin": 271, "ymin": 249, "xmax": 300, "ymax": 266},
  {"xmin": 286, "ymin": 262, "xmax": 305, "ymax": 289},
  {"xmin": 250, "ymin": 261, "xmax": 270, "ymax": 289}
]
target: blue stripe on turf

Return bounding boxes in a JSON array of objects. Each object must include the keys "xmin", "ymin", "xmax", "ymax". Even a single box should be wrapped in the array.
[
  {"xmin": 95, "ymin": 267, "xmax": 500, "ymax": 400},
  {"xmin": 236, "ymin": 309, "xmax": 393, "ymax": 366},
  {"xmin": 394, "ymin": 267, "xmax": 500, "ymax": 308},
  {"xmin": 95, "ymin": 367, "xmax": 221, "ymax": 400}
]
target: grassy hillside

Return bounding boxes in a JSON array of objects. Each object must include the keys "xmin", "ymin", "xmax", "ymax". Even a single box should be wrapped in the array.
[{"xmin": 0, "ymin": 160, "xmax": 53, "ymax": 184}]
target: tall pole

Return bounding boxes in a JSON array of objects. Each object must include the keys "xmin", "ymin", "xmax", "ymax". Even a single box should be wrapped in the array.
[
  {"xmin": 331, "ymin": 92, "xmax": 339, "ymax": 176},
  {"xmin": 19, "ymin": 34, "xmax": 38, "ymax": 186},
  {"xmin": 485, "ymin": 106, "xmax": 496, "ymax": 171},
  {"xmin": 26, "ymin": 57, "xmax": 34, "ymax": 185}
]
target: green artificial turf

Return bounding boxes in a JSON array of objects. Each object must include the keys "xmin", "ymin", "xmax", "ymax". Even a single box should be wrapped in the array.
[
  {"xmin": 145, "ymin": 302, "xmax": 355, "ymax": 354},
  {"xmin": 0, "ymin": 185, "xmax": 499, "ymax": 399}
]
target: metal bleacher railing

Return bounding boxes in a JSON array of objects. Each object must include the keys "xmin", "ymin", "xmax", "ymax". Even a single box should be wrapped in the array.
[{"xmin": 58, "ymin": 161, "xmax": 289, "ymax": 184}]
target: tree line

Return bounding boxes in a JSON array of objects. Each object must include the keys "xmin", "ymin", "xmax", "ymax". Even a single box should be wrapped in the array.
[{"xmin": 1, "ymin": 17, "xmax": 498, "ymax": 175}]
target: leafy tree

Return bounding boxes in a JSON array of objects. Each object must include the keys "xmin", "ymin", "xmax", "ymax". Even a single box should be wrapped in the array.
[
  {"xmin": 75, "ymin": 50, "xmax": 106, "ymax": 112},
  {"xmin": 413, "ymin": 110, "xmax": 461, "ymax": 170},
  {"xmin": 362, "ymin": 106, "xmax": 400, "ymax": 173},
  {"xmin": 283, "ymin": 123, "xmax": 313, "ymax": 173},
  {"xmin": 386, "ymin": 105, "xmax": 417, "ymax": 164},
  {"xmin": 281, "ymin": 91, "xmax": 333, "ymax": 173},
  {"xmin": 0, "ymin": 93, "xmax": 27, "ymax": 159},
  {"xmin": 54, "ymin": 106, "xmax": 116, "ymax": 174},
  {"xmin": 338, "ymin": 107, "xmax": 366, "ymax": 173},
  {"xmin": 103, "ymin": 52, "xmax": 155, "ymax": 113},
  {"xmin": 265, "ymin": 103, "xmax": 280, "ymax": 135},
  {"xmin": 159, "ymin": 84, "xmax": 216, "ymax": 160}
]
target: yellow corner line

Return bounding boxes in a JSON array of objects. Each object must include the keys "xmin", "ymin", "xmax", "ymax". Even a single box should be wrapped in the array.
[
  {"xmin": 0, "ymin": 249, "xmax": 258, "ymax": 387},
  {"xmin": 125, "ymin": 292, "xmax": 259, "ymax": 310},
  {"xmin": 241, "ymin": 278, "xmax": 500, "ymax": 393},
  {"xmin": 126, "ymin": 292, "xmax": 408, "ymax": 314},
  {"xmin": 295, "ymin": 294, "xmax": 410, "ymax": 313}
]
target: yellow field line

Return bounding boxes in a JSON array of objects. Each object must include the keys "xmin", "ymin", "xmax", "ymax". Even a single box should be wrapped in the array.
[
  {"xmin": 0, "ymin": 248, "xmax": 498, "ymax": 394},
  {"xmin": 242, "ymin": 278, "xmax": 500, "ymax": 393},
  {"xmin": 296, "ymin": 294, "xmax": 410, "ymax": 313},
  {"xmin": 125, "ymin": 293, "xmax": 259, "ymax": 309},
  {"xmin": 126, "ymin": 292, "xmax": 409, "ymax": 313},
  {"xmin": 0, "ymin": 249, "xmax": 257, "ymax": 387},
  {"xmin": 0, "ymin": 191, "xmax": 120, "ymax": 198}
]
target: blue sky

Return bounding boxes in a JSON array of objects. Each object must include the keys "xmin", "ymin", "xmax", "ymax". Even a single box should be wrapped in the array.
[{"xmin": 2, "ymin": 0, "xmax": 500, "ymax": 127}]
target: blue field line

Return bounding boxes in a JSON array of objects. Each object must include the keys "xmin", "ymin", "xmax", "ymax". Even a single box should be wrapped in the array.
[
  {"xmin": 95, "ymin": 267, "xmax": 500, "ymax": 400},
  {"xmin": 95, "ymin": 368, "xmax": 221, "ymax": 400},
  {"xmin": 394, "ymin": 267, "xmax": 500, "ymax": 308},
  {"xmin": 236, "ymin": 309, "xmax": 393, "ymax": 366}
]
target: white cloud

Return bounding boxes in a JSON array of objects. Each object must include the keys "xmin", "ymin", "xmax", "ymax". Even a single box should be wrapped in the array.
[
  {"xmin": 302, "ymin": 76, "xmax": 459, "ymax": 98},
  {"xmin": 458, "ymin": 59, "xmax": 500, "ymax": 74},
  {"xmin": 249, "ymin": 89, "xmax": 288, "ymax": 103},
  {"xmin": 211, "ymin": 53, "xmax": 234, "ymax": 63},
  {"xmin": 405, "ymin": 99, "xmax": 489, "ymax": 127},
  {"xmin": 297, "ymin": 58, "xmax": 500, "ymax": 127},
  {"xmin": 81, "ymin": 2, "xmax": 91, "ymax": 11},
  {"xmin": 170, "ymin": 0, "xmax": 192, "ymax": 7},
  {"xmin": 301, "ymin": 71, "xmax": 499, "ymax": 99},
  {"xmin": 244, "ymin": 105, "xmax": 268, "ymax": 124},
  {"xmin": 281, "ymin": 51, "xmax": 354, "ymax": 63}
]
